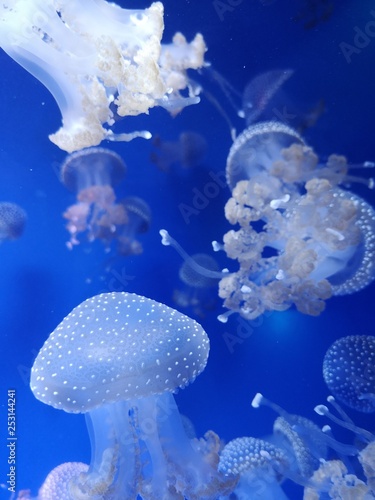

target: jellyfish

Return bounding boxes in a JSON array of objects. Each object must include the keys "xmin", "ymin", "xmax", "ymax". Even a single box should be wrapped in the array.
[
  {"xmin": 0, "ymin": 1, "xmax": 206, "ymax": 152},
  {"xmin": 161, "ymin": 167, "xmax": 375, "ymax": 321},
  {"xmin": 173, "ymin": 253, "xmax": 220, "ymax": 316},
  {"xmin": 151, "ymin": 131, "xmax": 207, "ymax": 172},
  {"xmin": 0, "ymin": 202, "xmax": 27, "ymax": 242},
  {"xmin": 307, "ymin": 396, "xmax": 375, "ymax": 498},
  {"xmin": 226, "ymin": 121, "xmax": 374, "ymax": 192},
  {"xmin": 212, "ymin": 122, "xmax": 375, "ymax": 320},
  {"xmin": 115, "ymin": 196, "xmax": 152, "ymax": 256},
  {"xmin": 251, "ymin": 393, "xmax": 330, "ymax": 480},
  {"xmin": 251, "ymin": 392, "xmax": 375, "ymax": 498},
  {"xmin": 241, "ymin": 69, "xmax": 294, "ymax": 126},
  {"xmin": 38, "ymin": 462, "xmax": 89, "ymax": 500},
  {"xmin": 219, "ymin": 436, "xmax": 290, "ymax": 499},
  {"xmin": 322, "ymin": 335, "xmax": 375, "ymax": 413},
  {"xmin": 61, "ymin": 147, "xmax": 128, "ymax": 249},
  {"xmin": 303, "ymin": 459, "xmax": 371, "ymax": 499},
  {"xmin": 226, "ymin": 121, "xmax": 306, "ymax": 192},
  {"xmin": 30, "ymin": 292, "xmax": 234, "ymax": 499}
]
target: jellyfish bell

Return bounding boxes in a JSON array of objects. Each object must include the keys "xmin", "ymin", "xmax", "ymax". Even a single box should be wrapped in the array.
[
  {"xmin": 61, "ymin": 147, "xmax": 126, "ymax": 193},
  {"xmin": 0, "ymin": 202, "xmax": 27, "ymax": 242},
  {"xmin": 226, "ymin": 121, "xmax": 305, "ymax": 191},
  {"xmin": 241, "ymin": 69, "xmax": 294, "ymax": 126},
  {"xmin": 323, "ymin": 335, "xmax": 375, "ymax": 413},
  {"xmin": 30, "ymin": 292, "xmax": 233, "ymax": 498},
  {"xmin": 326, "ymin": 192, "xmax": 375, "ymax": 296}
]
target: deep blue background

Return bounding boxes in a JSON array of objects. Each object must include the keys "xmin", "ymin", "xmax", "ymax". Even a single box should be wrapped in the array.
[{"xmin": 0, "ymin": 1, "xmax": 374, "ymax": 498}]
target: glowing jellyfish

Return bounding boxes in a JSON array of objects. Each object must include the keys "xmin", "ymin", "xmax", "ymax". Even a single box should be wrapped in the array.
[
  {"xmin": 151, "ymin": 131, "xmax": 207, "ymax": 172},
  {"xmin": 323, "ymin": 335, "xmax": 375, "ymax": 413},
  {"xmin": 0, "ymin": 1, "xmax": 206, "ymax": 152},
  {"xmin": 61, "ymin": 147, "xmax": 128, "ymax": 249},
  {"xmin": 116, "ymin": 196, "xmax": 151, "ymax": 256},
  {"xmin": 0, "ymin": 202, "xmax": 26, "ymax": 242},
  {"xmin": 30, "ymin": 292, "xmax": 234, "ymax": 498}
]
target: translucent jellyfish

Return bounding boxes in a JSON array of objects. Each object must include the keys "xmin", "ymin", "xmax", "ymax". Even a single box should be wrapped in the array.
[
  {"xmin": 30, "ymin": 292, "xmax": 234, "ymax": 499},
  {"xmin": 116, "ymin": 196, "xmax": 151, "ymax": 256},
  {"xmin": 241, "ymin": 69, "xmax": 294, "ymax": 126},
  {"xmin": 61, "ymin": 147, "xmax": 128, "ymax": 248},
  {"xmin": 219, "ymin": 436, "xmax": 290, "ymax": 499},
  {"xmin": 0, "ymin": 202, "xmax": 26, "ymax": 242},
  {"xmin": 322, "ymin": 335, "xmax": 375, "ymax": 413},
  {"xmin": 0, "ymin": 1, "xmax": 206, "ymax": 152},
  {"xmin": 173, "ymin": 253, "xmax": 220, "ymax": 316},
  {"xmin": 151, "ymin": 131, "xmax": 207, "ymax": 171}
]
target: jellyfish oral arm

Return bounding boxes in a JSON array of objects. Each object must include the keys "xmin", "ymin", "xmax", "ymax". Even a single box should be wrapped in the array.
[{"xmin": 0, "ymin": 1, "xmax": 207, "ymax": 153}]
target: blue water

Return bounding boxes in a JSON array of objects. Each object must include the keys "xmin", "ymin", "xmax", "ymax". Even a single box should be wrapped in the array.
[{"xmin": 0, "ymin": 0, "xmax": 374, "ymax": 498}]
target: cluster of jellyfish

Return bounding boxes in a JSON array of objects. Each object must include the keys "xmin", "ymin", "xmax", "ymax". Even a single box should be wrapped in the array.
[
  {"xmin": 160, "ymin": 69, "xmax": 375, "ymax": 322},
  {"xmin": 1, "ymin": 0, "xmax": 375, "ymax": 499},
  {"xmin": 16, "ymin": 293, "xmax": 375, "ymax": 499}
]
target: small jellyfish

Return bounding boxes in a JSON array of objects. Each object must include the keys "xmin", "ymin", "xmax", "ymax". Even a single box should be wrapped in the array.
[
  {"xmin": 241, "ymin": 69, "xmax": 294, "ymax": 126},
  {"xmin": 116, "ymin": 196, "xmax": 151, "ymax": 256},
  {"xmin": 173, "ymin": 253, "xmax": 220, "ymax": 316},
  {"xmin": 0, "ymin": 202, "xmax": 26, "ymax": 242},
  {"xmin": 151, "ymin": 131, "xmax": 207, "ymax": 172},
  {"xmin": 61, "ymin": 147, "xmax": 128, "ymax": 248},
  {"xmin": 323, "ymin": 335, "xmax": 375, "ymax": 413}
]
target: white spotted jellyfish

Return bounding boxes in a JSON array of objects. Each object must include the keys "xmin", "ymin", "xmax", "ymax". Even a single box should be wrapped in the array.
[
  {"xmin": 0, "ymin": 202, "xmax": 26, "ymax": 243},
  {"xmin": 322, "ymin": 335, "xmax": 375, "ymax": 413},
  {"xmin": 216, "ymin": 121, "xmax": 375, "ymax": 320},
  {"xmin": 30, "ymin": 291, "xmax": 234, "ymax": 499},
  {"xmin": 61, "ymin": 147, "xmax": 128, "ymax": 249}
]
